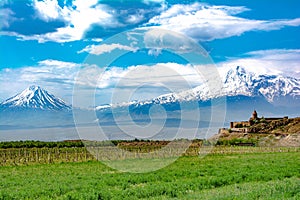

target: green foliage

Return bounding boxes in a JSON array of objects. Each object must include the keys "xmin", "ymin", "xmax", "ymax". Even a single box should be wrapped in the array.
[
  {"xmin": 216, "ymin": 138, "xmax": 257, "ymax": 146},
  {"xmin": 234, "ymin": 123, "xmax": 244, "ymax": 128},
  {"xmin": 0, "ymin": 140, "xmax": 85, "ymax": 149},
  {"xmin": 0, "ymin": 139, "xmax": 171, "ymax": 149},
  {"xmin": 0, "ymin": 151, "xmax": 299, "ymax": 199}
]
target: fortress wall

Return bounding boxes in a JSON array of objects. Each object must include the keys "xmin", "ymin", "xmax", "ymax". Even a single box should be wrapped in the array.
[
  {"xmin": 231, "ymin": 121, "xmax": 250, "ymax": 128},
  {"xmin": 230, "ymin": 128, "xmax": 248, "ymax": 133}
]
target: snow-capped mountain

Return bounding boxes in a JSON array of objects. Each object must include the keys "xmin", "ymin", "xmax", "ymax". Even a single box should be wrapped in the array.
[
  {"xmin": 222, "ymin": 66, "xmax": 300, "ymax": 101},
  {"xmin": 0, "ymin": 85, "xmax": 71, "ymax": 111},
  {"xmin": 96, "ymin": 66, "xmax": 300, "ymax": 111}
]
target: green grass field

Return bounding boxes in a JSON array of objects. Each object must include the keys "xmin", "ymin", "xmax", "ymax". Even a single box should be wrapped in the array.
[{"xmin": 0, "ymin": 149, "xmax": 299, "ymax": 200}]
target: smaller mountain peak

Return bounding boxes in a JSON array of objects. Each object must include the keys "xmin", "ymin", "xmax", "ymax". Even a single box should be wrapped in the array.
[
  {"xmin": 226, "ymin": 66, "xmax": 246, "ymax": 75},
  {"xmin": 28, "ymin": 85, "xmax": 41, "ymax": 91},
  {"xmin": 0, "ymin": 86, "xmax": 71, "ymax": 111},
  {"xmin": 235, "ymin": 66, "xmax": 246, "ymax": 74}
]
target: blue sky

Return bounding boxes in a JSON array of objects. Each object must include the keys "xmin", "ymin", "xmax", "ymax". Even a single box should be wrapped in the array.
[{"xmin": 0, "ymin": 0, "xmax": 300, "ymax": 107}]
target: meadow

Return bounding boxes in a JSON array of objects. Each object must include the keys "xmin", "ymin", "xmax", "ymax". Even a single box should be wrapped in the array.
[{"xmin": 0, "ymin": 143, "xmax": 299, "ymax": 199}]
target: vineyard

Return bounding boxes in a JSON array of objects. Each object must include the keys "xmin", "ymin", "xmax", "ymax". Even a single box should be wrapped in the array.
[
  {"xmin": 0, "ymin": 141, "xmax": 299, "ymax": 166},
  {"xmin": 0, "ymin": 147, "xmax": 93, "ymax": 165}
]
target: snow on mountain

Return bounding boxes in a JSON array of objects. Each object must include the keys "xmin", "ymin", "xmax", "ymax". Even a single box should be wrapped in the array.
[
  {"xmin": 0, "ymin": 85, "xmax": 71, "ymax": 111},
  {"xmin": 221, "ymin": 66, "xmax": 255, "ymax": 96},
  {"xmin": 95, "ymin": 104, "xmax": 112, "ymax": 110},
  {"xmin": 256, "ymin": 75, "xmax": 300, "ymax": 100},
  {"xmin": 96, "ymin": 66, "xmax": 300, "ymax": 110},
  {"xmin": 222, "ymin": 66, "xmax": 300, "ymax": 100},
  {"xmin": 154, "ymin": 66, "xmax": 300, "ymax": 104}
]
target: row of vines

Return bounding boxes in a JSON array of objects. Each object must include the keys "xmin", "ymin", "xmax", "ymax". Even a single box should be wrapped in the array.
[{"xmin": 0, "ymin": 146, "xmax": 299, "ymax": 166}]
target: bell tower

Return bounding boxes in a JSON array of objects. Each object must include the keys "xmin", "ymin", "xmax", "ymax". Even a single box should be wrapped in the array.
[{"xmin": 252, "ymin": 110, "xmax": 258, "ymax": 120}]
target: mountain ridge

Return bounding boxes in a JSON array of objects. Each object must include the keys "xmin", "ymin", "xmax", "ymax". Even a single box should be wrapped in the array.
[{"xmin": 96, "ymin": 66, "xmax": 300, "ymax": 111}]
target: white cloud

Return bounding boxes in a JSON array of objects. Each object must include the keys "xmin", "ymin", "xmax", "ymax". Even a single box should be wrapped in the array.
[
  {"xmin": 0, "ymin": 8, "xmax": 15, "ymax": 28},
  {"xmin": 33, "ymin": 0, "xmax": 63, "ymax": 21},
  {"xmin": 74, "ymin": 65, "xmax": 105, "ymax": 88},
  {"xmin": 143, "ymin": 28, "xmax": 207, "ymax": 55},
  {"xmin": 78, "ymin": 28, "xmax": 208, "ymax": 56},
  {"xmin": 37, "ymin": 59, "xmax": 79, "ymax": 68},
  {"xmin": 126, "ymin": 13, "xmax": 145, "ymax": 24},
  {"xmin": 147, "ymin": 3, "xmax": 300, "ymax": 41},
  {"xmin": 217, "ymin": 49, "xmax": 300, "ymax": 78},
  {"xmin": 3, "ymin": 1, "xmax": 300, "ymax": 44},
  {"xmin": 143, "ymin": 0, "xmax": 165, "ymax": 4},
  {"xmin": 12, "ymin": 0, "xmax": 118, "ymax": 42},
  {"xmin": 91, "ymin": 38, "xmax": 103, "ymax": 43},
  {"xmin": 124, "ymin": 5, "xmax": 165, "ymax": 25},
  {"xmin": 78, "ymin": 43, "xmax": 138, "ymax": 55},
  {"xmin": 98, "ymin": 63, "xmax": 204, "ymax": 90},
  {"xmin": 1, "ymin": 0, "xmax": 168, "ymax": 43},
  {"xmin": 16, "ymin": 60, "xmax": 81, "ymax": 84},
  {"xmin": 93, "ymin": 63, "xmax": 206, "ymax": 103},
  {"xmin": 0, "ymin": 60, "xmax": 82, "ymax": 100}
]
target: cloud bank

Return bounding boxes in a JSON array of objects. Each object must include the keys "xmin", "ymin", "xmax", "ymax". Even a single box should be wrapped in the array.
[
  {"xmin": 1, "ymin": 1, "xmax": 300, "ymax": 43},
  {"xmin": 147, "ymin": 3, "xmax": 300, "ymax": 41},
  {"xmin": 78, "ymin": 43, "xmax": 138, "ymax": 55},
  {"xmin": 218, "ymin": 49, "xmax": 300, "ymax": 78}
]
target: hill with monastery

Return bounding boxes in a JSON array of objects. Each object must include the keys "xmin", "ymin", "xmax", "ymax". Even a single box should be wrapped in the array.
[{"xmin": 214, "ymin": 110, "xmax": 300, "ymax": 147}]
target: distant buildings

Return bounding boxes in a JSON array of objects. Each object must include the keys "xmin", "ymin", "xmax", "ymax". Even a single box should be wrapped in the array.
[
  {"xmin": 219, "ymin": 110, "xmax": 288, "ymax": 134},
  {"xmin": 230, "ymin": 110, "xmax": 288, "ymax": 129}
]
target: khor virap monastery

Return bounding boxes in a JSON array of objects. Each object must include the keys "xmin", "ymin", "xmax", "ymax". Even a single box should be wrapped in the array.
[{"xmin": 219, "ymin": 110, "xmax": 288, "ymax": 134}]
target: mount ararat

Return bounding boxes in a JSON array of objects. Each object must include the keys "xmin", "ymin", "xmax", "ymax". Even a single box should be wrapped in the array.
[
  {"xmin": 96, "ymin": 66, "xmax": 300, "ymax": 119},
  {"xmin": 1, "ymin": 66, "xmax": 299, "ymax": 132}
]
